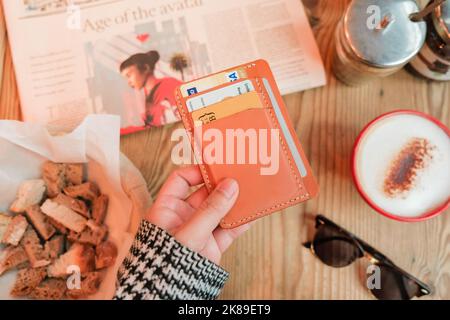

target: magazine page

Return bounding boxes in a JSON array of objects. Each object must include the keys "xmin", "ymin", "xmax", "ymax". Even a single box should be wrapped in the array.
[{"xmin": 3, "ymin": 0, "xmax": 326, "ymax": 134}]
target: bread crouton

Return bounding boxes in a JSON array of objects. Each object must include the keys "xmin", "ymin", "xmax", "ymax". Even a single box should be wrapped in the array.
[
  {"xmin": 42, "ymin": 162, "xmax": 66, "ymax": 198},
  {"xmin": 52, "ymin": 193, "xmax": 89, "ymax": 218},
  {"xmin": 25, "ymin": 205, "xmax": 56, "ymax": 241},
  {"xmin": 95, "ymin": 241, "xmax": 118, "ymax": 269},
  {"xmin": 92, "ymin": 194, "xmax": 109, "ymax": 224},
  {"xmin": 0, "ymin": 213, "xmax": 12, "ymax": 241},
  {"xmin": 65, "ymin": 164, "xmax": 84, "ymax": 186},
  {"xmin": 63, "ymin": 182, "xmax": 100, "ymax": 202},
  {"xmin": 47, "ymin": 243, "xmax": 95, "ymax": 278},
  {"xmin": 30, "ymin": 279, "xmax": 67, "ymax": 300},
  {"xmin": 2, "ymin": 215, "xmax": 28, "ymax": 246},
  {"xmin": 10, "ymin": 180, "xmax": 46, "ymax": 213},
  {"xmin": 68, "ymin": 220, "xmax": 107, "ymax": 246},
  {"xmin": 10, "ymin": 267, "xmax": 47, "ymax": 297},
  {"xmin": 66, "ymin": 271, "xmax": 103, "ymax": 299},
  {"xmin": 41, "ymin": 199, "xmax": 87, "ymax": 233},
  {"xmin": 47, "ymin": 217, "xmax": 68, "ymax": 235},
  {"xmin": 44, "ymin": 235, "xmax": 65, "ymax": 260},
  {"xmin": 20, "ymin": 227, "xmax": 51, "ymax": 268},
  {"xmin": 0, "ymin": 246, "xmax": 29, "ymax": 276}
]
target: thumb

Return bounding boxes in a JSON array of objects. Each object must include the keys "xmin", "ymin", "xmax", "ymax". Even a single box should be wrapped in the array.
[{"xmin": 175, "ymin": 179, "xmax": 239, "ymax": 250}]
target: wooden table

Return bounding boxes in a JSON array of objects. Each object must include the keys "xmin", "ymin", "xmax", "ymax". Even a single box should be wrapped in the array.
[{"xmin": 0, "ymin": 0, "xmax": 448, "ymax": 300}]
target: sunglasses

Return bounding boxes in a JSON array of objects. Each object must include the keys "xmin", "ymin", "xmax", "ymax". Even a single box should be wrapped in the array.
[{"xmin": 304, "ymin": 215, "xmax": 432, "ymax": 300}]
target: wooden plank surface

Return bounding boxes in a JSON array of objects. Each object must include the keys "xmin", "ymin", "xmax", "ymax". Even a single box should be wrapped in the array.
[{"xmin": 0, "ymin": 0, "xmax": 448, "ymax": 300}]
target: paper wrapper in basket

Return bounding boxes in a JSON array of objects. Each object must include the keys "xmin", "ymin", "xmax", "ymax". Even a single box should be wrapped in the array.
[{"xmin": 0, "ymin": 115, "xmax": 152, "ymax": 299}]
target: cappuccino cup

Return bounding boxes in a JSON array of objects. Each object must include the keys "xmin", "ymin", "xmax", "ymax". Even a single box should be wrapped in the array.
[{"xmin": 352, "ymin": 110, "xmax": 450, "ymax": 222}]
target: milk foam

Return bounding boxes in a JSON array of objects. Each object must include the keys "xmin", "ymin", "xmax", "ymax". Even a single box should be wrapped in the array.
[{"xmin": 355, "ymin": 114, "xmax": 450, "ymax": 218}]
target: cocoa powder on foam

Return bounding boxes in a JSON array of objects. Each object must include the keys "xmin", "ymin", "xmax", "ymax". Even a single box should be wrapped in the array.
[{"xmin": 383, "ymin": 138, "xmax": 434, "ymax": 198}]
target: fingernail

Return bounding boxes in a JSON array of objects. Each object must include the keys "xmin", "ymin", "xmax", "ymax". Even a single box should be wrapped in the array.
[{"xmin": 217, "ymin": 179, "xmax": 239, "ymax": 199}]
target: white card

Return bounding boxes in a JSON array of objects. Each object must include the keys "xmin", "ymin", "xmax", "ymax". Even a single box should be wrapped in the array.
[{"xmin": 186, "ymin": 80, "xmax": 255, "ymax": 112}]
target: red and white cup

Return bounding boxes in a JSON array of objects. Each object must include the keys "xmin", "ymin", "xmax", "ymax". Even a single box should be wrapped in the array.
[{"xmin": 352, "ymin": 110, "xmax": 450, "ymax": 222}]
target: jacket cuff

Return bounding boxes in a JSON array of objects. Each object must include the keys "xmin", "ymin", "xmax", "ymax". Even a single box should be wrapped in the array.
[{"xmin": 114, "ymin": 220, "xmax": 229, "ymax": 300}]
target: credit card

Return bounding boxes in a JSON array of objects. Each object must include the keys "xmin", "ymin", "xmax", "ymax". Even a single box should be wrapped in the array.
[
  {"xmin": 262, "ymin": 78, "xmax": 307, "ymax": 178},
  {"xmin": 192, "ymin": 91, "xmax": 263, "ymax": 127},
  {"xmin": 187, "ymin": 80, "xmax": 255, "ymax": 112},
  {"xmin": 181, "ymin": 68, "xmax": 248, "ymax": 98}
]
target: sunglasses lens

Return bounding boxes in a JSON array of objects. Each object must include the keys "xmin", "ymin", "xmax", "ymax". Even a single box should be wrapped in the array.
[
  {"xmin": 312, "ymin": 225, "xmax": 362, "ymax": 268},
  {"xmin": 369, "ymin": 264, "xmax": 423, "ymax": 300}
]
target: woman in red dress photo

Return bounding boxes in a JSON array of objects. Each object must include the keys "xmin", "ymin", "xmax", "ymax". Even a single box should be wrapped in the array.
[{"xmin": 120, "ymin": 50, "xmax": 182, "ymax": 127}]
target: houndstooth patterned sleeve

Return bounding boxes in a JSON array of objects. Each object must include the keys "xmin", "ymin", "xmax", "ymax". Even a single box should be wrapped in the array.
[{"xmin": 114, "ymin": 220, "xmax": 229, "ymax": 300}]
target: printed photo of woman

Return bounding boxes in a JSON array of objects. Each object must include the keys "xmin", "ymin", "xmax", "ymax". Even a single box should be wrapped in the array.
[{"xmin": 120, "ymin": 50, "xmax": 182, "ymax": 127}]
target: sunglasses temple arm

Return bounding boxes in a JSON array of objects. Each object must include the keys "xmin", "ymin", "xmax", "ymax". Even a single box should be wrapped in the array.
[
  {"xmin": 352, "ymin": 237, "xmax": 395, "ymax": 264},
  {"xmin": 361, "ymin": 242, "xmax": 432, "ymax": 295}
]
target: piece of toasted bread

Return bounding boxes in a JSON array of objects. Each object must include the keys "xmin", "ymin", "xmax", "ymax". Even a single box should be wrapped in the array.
[
  {"xmin": 47, "ymin": 243, "xmax": 95, "ymax": 278},
  {"xmin": 92, "ymin": 195, "xmax": 109, "ymax": 224},
  {"xmin": 10, "ymin": 180, "xmax": 46, "ymax": 213},
  {"xmin": 20, "ymin": 227, "xmax": 51, "ymax": 268},
  {"xmin": 44, "ymin": 235, "xmax": 65, "ymax": 261},
  {"xmin": 0, "ymin": 213, "xmax": 12, "ymax": 241},
  {"xmin": 66, "ymin": 271, "xmax": 103, "ymax": 299},
  {"xmin": 52, "ymin": 194, "xmax": 89, "ymax": 218},
  {"xmin": 68, "ymin": 220, "xmax": 107, "ymax": 246},
  {"xmin": 2, "ymin": 215, "xmax": 29, "ymax": 246},
  {"xmin": 64, "ymin": 182, "xmax": 100, "ymax": 202},
  {"xmin": 42, "ymin": 162, "xmax": 66, "ymax": 198},
  {"xmin": 95, "ymin": 241, "xmax": 118, "ymax": 269},
  {"xmin": 65, "ymin": 164, "xmax": 84, "ymax": 186},
  {"xmin": 41, "ymin": 199, "xmax": 87, "ymax": 233},
  {"xmin": 30, "ymin": 278, "xmax": 67, "ymax": 300},
  {"xmin": 10, "ymin": 267, "xmax": 47, "ymax": 297},
  {"xmin": 25, "ymin": 205, "xmax": 56, "ymax": 241},
  {"xmin": 0, "ymin": 246, "xmax": 29, "ymax": 276},
  {"xmin": 47, "ymin": 217, "xmax": 68, "ymax": 235}
]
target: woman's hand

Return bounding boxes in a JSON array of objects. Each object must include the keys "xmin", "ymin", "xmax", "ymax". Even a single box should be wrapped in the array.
[{"xmin": 145, "ymin": 166, "xmax": 251, "ymax": 265}]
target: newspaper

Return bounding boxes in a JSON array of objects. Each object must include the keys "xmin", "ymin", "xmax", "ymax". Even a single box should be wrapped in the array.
[{"xmin": 3, "ymin": 0, "xmax": 326, "ymax": 135}]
